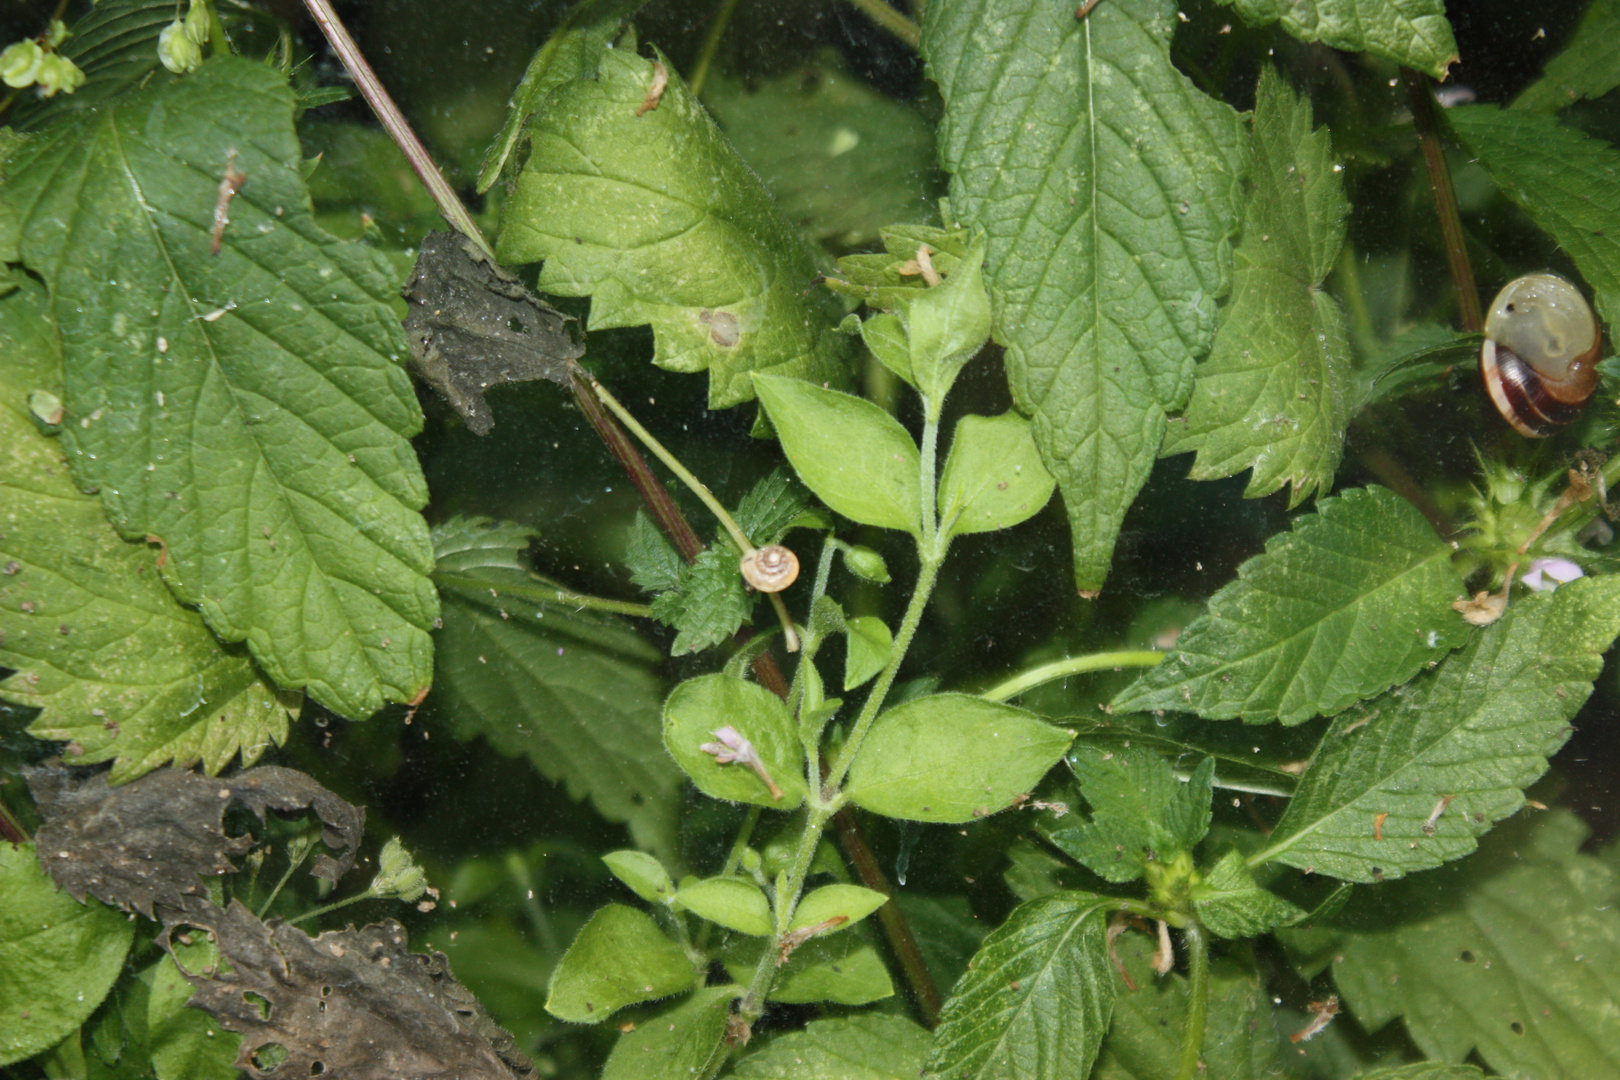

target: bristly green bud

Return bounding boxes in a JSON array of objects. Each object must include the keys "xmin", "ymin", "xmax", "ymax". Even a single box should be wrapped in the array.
[
  {"xmin": 33, "ymin": 52, "xmax": 84, "ymax": 97},
  {"xmin": 43, "ymin": 19, "xmax": 68, "ymax": 48},
  {"xmin": 158, "ymin": 19, "xmax": 202, "ymax": 74},
  {"xmin": 0, "ymin": 40, "xmax": 43, "ymax": 89},
  {"xmin": 369, "ymin": 836, "xmax": 429, "ymax": 902},
  {"xmin": 183, "ymin": 1, "xmax": 211, "ymax": 46},
  {"xmin": 842, "ymin": 545, "xmax": 890, "ymax": 584}
]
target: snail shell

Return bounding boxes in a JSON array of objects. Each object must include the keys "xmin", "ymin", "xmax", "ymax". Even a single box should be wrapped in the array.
[
  {"xmin": 1481, "ymin": 272, "xmax": 1602, "ymax": 438},
  {"xmin": 740, "ymin": 544, "xmax": 799, "ymax": 592}
]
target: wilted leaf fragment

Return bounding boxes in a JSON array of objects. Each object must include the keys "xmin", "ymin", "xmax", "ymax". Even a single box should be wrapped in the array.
[
  {"xmin": 546, "ymin": 904, "xmax": 696, "ymax": 1022},
  {"xmin": 6, "ymin": 58, "xmax": 438, "ymax": 719},
  {"xmin": 402, "ymin": 230, "xmax": 583, "ymax": 435},
  {"xmin": 600, "ymin": 986, "xmax": 734, "ymax": 1080},
  {"xmin": 731, "ymin": 1013, "xmax": 929, "ymax": 1079},
  {"xmin": 1251, "ymin": 575, "xmax": 1620, "ymax": 882},
  {"xmin": 1163, "ymin": 67, "xmax": 1354, "ymax": 506},
  {"xmin": 927, "ymin": 891, "xmax": 1117, "ymax": 1080},
  {"xmin": 663, "ymin": 673, "xmax": 807, "ymax": 809},
  {"xmin": 923, "ymin": 0, "xmax": 1246, "ymax": 592},
  {"xmin": 499, "ymin": 48, "xmax": 849, "ymax": 408},
  {"xmin": 1113, "ymin": 485, "xmax": 1468, "ymax": 724},
  {"xmin": 0, "ymin": 841, "xmax": 134, "ymax": 1067},
  {"xmin": 1212, "ymin": 0, "xmax": 1457, "ymax": 79}
]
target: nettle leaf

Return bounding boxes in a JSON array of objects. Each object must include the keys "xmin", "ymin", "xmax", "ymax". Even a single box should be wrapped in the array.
[
  {"xmin": 926, "ymin": 891, "xmax": 1117, "ymax": 1080},
  {"xmin": 1045, "ymin": 744, "xmax": 1213, "ymax": 884},
  {"xmin": 7, "ymin": 58, "xmax": 438, "ymax": 719},
  {"xmin": 0, "ymin": 841, "xmax": 135, "ymax": 1067},
  {"xmin": 1190, "ymin": 850, "xmax": 1305, "ymax": 938},
  {"xmin": 923, "ymin": 0, "xmax": 1246, "ymax": 593},
  {"xmin": 600, "ymin": 985, "xmax": 734, "ymax": 1080},
  {"xmin": 732, "ymin": 1014, "xmax": 930, "ymax": 1078},
  {"xmin": 675, "ymin": 876, "xmax": 774, "ymax": 937},
  {"xmin": 733, "ymin": 467, "xmax": 811, "ymax": 547},
  {"xmin": 1163, "ymin": 67, "xmax": 1354, "ymax": 506},
  {"xmin": 1212, "ymin": 0, "xmax": 1457, "ymax": 79},
  {"xmin": 844, "ymin": 693, "xmax": 1074, "ymax": 823},
  {"xmin": 937, "ymin": 412, "xmax": 1056, "ymax": 538},
  {"xmin": 753, "ymin": 373, "xmax": 922, "ymax": 535},
  {"xmin": 651, "ymin": 545, "xmax": 752, "ymax": 656},
  {"xmin": 724, "ymin": 932, "xmax": 895, "ymax": 1006},
  {"xmin": 1333, "ymin": 811, "xmax": 1620, "ymax": 1079},
  {"xmin": 1113, "ymin": 485, "xmax": 1469, "ymax": 725},
  {"xmin": 662, "ymin": 673, "xmax": 808, "ymax": 809},
  {"xmin": 545, "ymin": 904, "xmax": 695, "ymax": 1023},
  {"xmin": 1447, "ymin": 106, "xmax": 1620, "ymax": 328},
  {"xmin": 1251, "ymin": 575, "xmax": 1620, "ymax": 883},
  {"xmin": 498, "ymin": 47, "xmax": 850, "ymax": 409},
  {"xmin": 1515, "ymin": 0, "xmax": 1620, "ymax": 112},
  {"xmin": 0, "ymin": 280, "xmax": 296, "ymax": 782}
]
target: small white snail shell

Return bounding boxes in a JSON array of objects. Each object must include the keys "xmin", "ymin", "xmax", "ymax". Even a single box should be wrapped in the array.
[
  {"xmin": 1481, "ymin": 272, "xmax": 1602, "ymax": 438},
  {"xmin": 740, "ymin": 544, "xmax": 799, "ymax": 592}
]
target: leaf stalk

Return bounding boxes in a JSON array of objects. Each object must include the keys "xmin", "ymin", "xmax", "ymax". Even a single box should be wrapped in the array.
[
  {"xmin": 1174, "ymin": 919, "xmax": 1210, "ymax": 1080},
  {"xmin": 981, "ymin": 650, "xmax": 1165, "ymax": 702}
]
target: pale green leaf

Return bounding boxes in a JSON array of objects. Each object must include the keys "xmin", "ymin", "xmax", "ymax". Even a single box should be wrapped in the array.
[
  {"xmin": 545, "ymin": 904, "xmax": 695, "ymax": 1023},
  {"xmin": 431, "ymin": 516, "xmax": 683, "ymax": 859},
  {"xmin": 724, "ymin": 934, "xmax": 896, "ymax": 1006},
  {"xmin": 498, "ymin": 48, "xmax": 850, "ymax": 409},
  {"xmin": 926, "ymin": 891, "xmax": 1117, "ymax": 1080},
  {"xmin": 148, "ymin": 938, "xmax": 240, "ymax": 1080},
  {"xmin": 603, "ymin": 850, "xmax": 675, "ymax": 905},
  {"xmin": 7, "ymin": 58, "xmax": 438, "ymax": 718},
  {"xmin": 861, "ymin": 312, "xmax": 914, "ymax": 386},
  {"xmin": 0, "ymin": 841, "xmax": 134, "ymax": 1067},
  {"xmin": 843, "ymin": 615, "xmax": 891, "ymax": 692},
  {"xmin": 938, "ymin": 412, "xmax": 1055, "ymax": 538},
  {"xmin": 1447, "ymin": 106, "xmax": 1620, "ymax": 329},
  {"xmin": 733, "ymin": 1014, "xmax": 930, "ymax": 1078},
  {"xmin": 1045, "ymin": 745, "xmax": 1213, "ymax": 883},
  {"xmin": 675, "ymin": 876, "xmax": 774, "ymax": 937},
  {"xmin": 1213, "ymin": 0, "xmax": 1457, "ymax": 79},
  {"xmin": 662, "ymin": 673, "xmax": 808, "ymax": 809},
  {"xmin": 923, "ymin": 0, "xmax": 1246, "ymax": 592},
  {"xmin": 1333, "ymin": 811, "xmax": 1620, "ymax": 1079},
  {"xmin": 1191, "ymin": 850, "xmax": 1305, "ymax": 938},
  {"xmin": 1515, "ymin": 0, "xmax": 1620, "ymax": 112},
  {"xmin": 0, "ymin": 279, "xmax": 296, "ymax": 783},
  {"xmin": 1251, "ymin": 575, "xmax": 1620, "ymax": 882},
  {"xmin": 753, "ymin": 372, "xmax": 922, "ymax": 534},
  {"xmin": 600, "ymin": 985, "xmax": 734, "ymax": 1080},
  {"xmin": 1163, "ymin": 67, "xmax": 1354, "ymax": 505},
  {"xmin": 790, "ymin": 883, "xmax": 888, "ymax": 932},
  {"xmin": 902, "ymin": 232, "xmax": 992, "ymax": 403},
  {"xmin": 1113, "ymin": 485, "xmax": 1469, "ymax": 724},
  {"xmin": 845, "ymin": 693, "xmax": 1074, "ymax": 823}
]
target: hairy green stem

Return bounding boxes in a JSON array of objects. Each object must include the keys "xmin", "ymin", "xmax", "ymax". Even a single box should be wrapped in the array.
[
  {"xmin": 435, "ymin": 572, "xmax": 653, "ymax": 618},
  {"xmin": 841, "ymin": 0, "xmax": 921, "ymax": 47},
  {"xmin": 687, "ymin": 0, "xmax": 741, "ymax": 98},
  {"xmin": 1174, "ymin": 920, "xmax": 1210, "ymax": 1080},
  {"xmin": 980, "ymin": 650, "xmax": 1164, "ymax": 702}
]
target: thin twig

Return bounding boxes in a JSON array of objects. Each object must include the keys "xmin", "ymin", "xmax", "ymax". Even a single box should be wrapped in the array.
[
  {"xmin": 1403, "ymin": 68, "xmax": 1481, "ymax": 333},
  {"xmin": 841, "ymin": 0, "xmax": 921, "ymax": 47},
  {"xmin": 688, "ymin": 0, "xmax": 742, "ymax": 98}
]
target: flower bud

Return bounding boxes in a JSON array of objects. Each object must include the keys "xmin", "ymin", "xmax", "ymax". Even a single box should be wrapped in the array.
[
  {"xmin": 184, "ymin": 1, "xmax": 210, "ymax": 46},
  {"xmin": 0, "ymin": 40, "xmax": 42, "ymax": 89},
  {"xmin": 34, "ymin": 52, "xmax": 84, "ymax": 97},
  {"xmin": 842, "ymin": 545, "xmax": 890, "ymax": 584},
  {"xmin": 158, "ymin": 20, "xmax": 202, "ymax": 74},
  {"xmin": 369, "ymin": 836, "xmax": 429, "ymax": 903},
  {"xmin": 44, "ymin": 19, "xmax": 69, "ymax": 48}
]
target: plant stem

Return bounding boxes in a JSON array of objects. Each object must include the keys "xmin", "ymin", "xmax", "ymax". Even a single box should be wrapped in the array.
[
  {"xmin": 738, "ymin": 805, "xmax": 833, "ymax": 1023},
  {"xmin": 688, "ymin": 0, "xmax": 742, "ymax": 98},
  {"xmin": 1403, "ymin": 68, "xmax": 1481, "ymax": 333},
  {"xmin": 435, "ymin": 572, "xmax": 654, "ymax": 618},
  {"xmin": 980, "ymin": 650, "xmax": 1164, "ymax": 702},
  {"xmin": 301, "ymin": 0, "xmax": 495, "ymax": 261},
  {"xmin": 1174, "ymin": 920, "xmax": 1210, "ymax": 1080},
  {"xmin": 841, "ymin": 0, "xmax": 922, "ymax": 47}
]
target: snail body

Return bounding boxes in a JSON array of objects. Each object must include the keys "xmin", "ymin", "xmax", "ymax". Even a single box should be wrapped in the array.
[
  {"xmin": 740, "ymin": 544, "xmax": 799, "ymax": 592},
  {"xmin": 1481, "ymin": 272, "xmax": 1602, "ymax": 438}
]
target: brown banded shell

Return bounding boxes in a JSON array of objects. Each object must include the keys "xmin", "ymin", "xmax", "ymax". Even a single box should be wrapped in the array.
[
  {"xmin": 740, "ymin": 545, "xmax": 799, "ymax": 592},
  {"xmin": 1481, "ymin": 272, "xmax": 1602, "ymax": 438}
]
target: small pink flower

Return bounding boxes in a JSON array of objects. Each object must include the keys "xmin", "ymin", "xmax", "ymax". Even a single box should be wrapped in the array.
[
  {"xmin": 1522, "ymin": 557, "xmax": 1584, "ymax": 592},
  {"xmin": 700, "ymin": 726, "xmax": 783, "ymax": 800}
]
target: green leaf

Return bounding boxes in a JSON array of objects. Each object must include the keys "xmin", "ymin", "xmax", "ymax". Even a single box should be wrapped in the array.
[
  {"xmin": 0, "ymin": 279, "xmax": 296, "ymax": 783},
  {"xmin": 545, "ymin": 904, "xmax": 695, "ymax": 1023},
  {"xmin": 732, "ymin": 1014, "xmax": 930, "ymax": 1078},
  {"xmin": 830, "ymin": 222, "xmax": 979, "ymax": 313},
  {"xmin": 1516, "ymin": 0, "xmax": 1620, "ymax": 112},
  {"xmin": 1092, "ymin": 932, "xmax": 1282, "ymax": 1080},
  {"xmin": 1333, "ymin": 811, "xmax": 1620, "ymax": 1079},
  {"xmin": 1163, "ymin": 67, "xmax": 1354, "ymax": 506},
  {"xmin": 1212, "ymin": 0, "xmax": 1457, "ymax": 79},
  {"xmin": 937, "ymin": 412, "xmax": 1056, "ymax": 538},
  {"xmin": 662, "ymin": 673, "xmax": 807, "ymax": 809},
  {"xmin": 1251, "ymin": 574, "xmax": 1620, "ymax": 882},
  {"xmin": 0, "ymin": 841, "xmax": 135, "ymax": 1067},
  {"xmin": 790, "ymin": 884, "xmax": 888, "ymax": 932},
  {"xmin": 923, "ymin": 0, "xmax": 1246, "ymax": 593},
  {"xmin": 476, "ymin": 0, "xmax": 643, "ymax": 192},
  {"xmin": 626, "ymin": 511, "xmax": 685, "ymax": 593},
  {"xmin": 843, "ymin": 615, "xmax": 891, "ymax": 691},
  {"xmin": 753, "ymin": 373, "xmax": 922, "ymax": 534},
  {"xmin": 148, "ymin": 938, "xmax": 240, "ymax": 1080},
  {"xmin": 903, "ymin": 232, "xmax": 993, "ymax": 403},
  {"xmin": 724, "ymin": 933, "xmax": 895, "ymax": 1006},
  {"xmin": 1350, "ymin": 1067, "xmax": 1485, "ymax": 1080},
  {"xmin": 675, "ymin": 876, "xmax": 774, "ymax": 937},
  {"xmin": 603, "ymin": 850, "xmax": 675, "ymax": 905},
  {"xmin": 431, "ymin": 517, "xmax": 683, "ymax": 859},
  {"xmin": 1191, "ymin": 850, "xmax": 1305, "ymax": 938},
  {"xmin": 1447, "ymin": 106, "xmax": 1620, "ymax": 328},
  {"xmin": 733, "ymin": 467, "xmax": 811, "ymax": 547},
  {"xmin": 1045, "ymin": 745, "xmax": 1213, "ymax": 884},
  {"xmin": 845, "ymin": 693, "xmax": 1074, "ymax": 823},
  {"xmin": 497, "ymin": 48, "xmax": 850, "ymax": 409},
  {"xmin": 926, "ymin": 891, "xmax": 1117, "ymax": 1080},
  {"xmin": 651, "ymin": 545, "xmax": 753, "ymax": 656},
  {"xmin": 1113, "ymin": 485, "xmax": 1469, "ymax": 724},
  {"xmin": 7, "ymin": 58, "xmax": 438, "ymax": 718},
  {"xmin": 600, "ymin": 985, "xmax": 734, "ymax": 1080}
]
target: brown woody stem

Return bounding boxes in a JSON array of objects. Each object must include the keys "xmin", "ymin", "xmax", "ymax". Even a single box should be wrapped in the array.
[{"xmin": 1403, "ymin": 68, "xmax": 1482, "ymax": 333}]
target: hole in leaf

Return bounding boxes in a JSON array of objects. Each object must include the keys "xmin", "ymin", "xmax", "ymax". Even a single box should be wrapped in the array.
[
  {"xmin": 1511, "ymin": 1021, "xmax": 1525, "ymax": 1035},
  {"xmin": 1459, "ymin": 950, "xmax": 1475, "ymax": 963},
  {"xmin": 507, "ymin": 317, "xmax": 527, "ymax": 335},
  {"xmin": 250, "ymin": 1043, "xmax": 288, "ymax": 1071},
  {"xmin": 242, "ymin": 991, "xmax": 272, "ymax": 1020}
]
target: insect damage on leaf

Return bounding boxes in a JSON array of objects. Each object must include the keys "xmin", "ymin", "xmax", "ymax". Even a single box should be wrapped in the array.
[{"xmin": 402, "ymin": 230, "xmax": 584, "ymax": 435}]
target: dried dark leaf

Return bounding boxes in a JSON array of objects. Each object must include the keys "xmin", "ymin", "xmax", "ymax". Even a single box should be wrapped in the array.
[
  {"xmin": 402, "ymin": 230, "xmax": 584, "ymax": 434},
  {"xmin": 182, "ymin": 902, "xmax": 531, "ymax": 1079},
  {"xmin": 28, "ymin": 765, "xmax": 363, "ymax": 924}
]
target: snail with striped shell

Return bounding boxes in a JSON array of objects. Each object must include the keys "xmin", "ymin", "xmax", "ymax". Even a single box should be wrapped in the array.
[
  {"xmin": 1480, "ymin": 272, "xmax": 1602, "ymax": 438},
  {"xmin": 740, "ymin": 544, "xmax": 799, "ymax": 592}
]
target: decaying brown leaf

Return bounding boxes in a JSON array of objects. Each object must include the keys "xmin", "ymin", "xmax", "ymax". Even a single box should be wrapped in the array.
[{"xmin": 402, "ymin": 230, "xmax": 584, "ymax": 435}]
